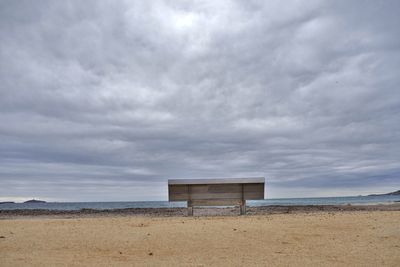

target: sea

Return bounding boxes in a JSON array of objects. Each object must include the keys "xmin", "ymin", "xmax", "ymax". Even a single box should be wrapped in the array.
[{"xmin": 1, "ymin": 195, "xmax": 399, "ymax": 211}]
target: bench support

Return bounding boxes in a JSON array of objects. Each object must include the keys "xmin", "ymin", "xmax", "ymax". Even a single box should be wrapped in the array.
[
  {"xmin": 240, "ymin": 184, "xmax": 246, "ymax": 215},
  {"xmin": 187, "ymin": 201, "xmax": 193, "ymax": 216},
  {"xmin": 240, "ymin": 200, "xmax": 246, "ymax": 215}
]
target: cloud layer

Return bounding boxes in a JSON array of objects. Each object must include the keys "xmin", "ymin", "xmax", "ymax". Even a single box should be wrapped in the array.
[{"xmin": 1, "ymin": 0, "xmax": 399, "ymax": 201}]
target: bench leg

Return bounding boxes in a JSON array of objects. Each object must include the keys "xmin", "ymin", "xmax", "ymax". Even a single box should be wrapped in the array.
[
  {"xmin": 187, "ymin": 201, "xmax": 193, "ymax": 216},
  {"xmin": 240, "ymin": 200, "xmax": 246, "ymax": 215}
]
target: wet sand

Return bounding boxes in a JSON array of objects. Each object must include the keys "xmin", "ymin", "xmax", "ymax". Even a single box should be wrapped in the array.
[{"xmin": 0, "ymin": 206, "xmax": 399, "ymax": 266}]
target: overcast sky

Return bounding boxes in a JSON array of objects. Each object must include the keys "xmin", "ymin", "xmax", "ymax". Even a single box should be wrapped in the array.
[{"xmin": 1, "ymin": 0, "xmax": 399, "ymax": 202}]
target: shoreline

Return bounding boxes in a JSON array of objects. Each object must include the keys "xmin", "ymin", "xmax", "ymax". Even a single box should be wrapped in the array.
[{"xmin": 1, "ymin": 203, "xmax": 399, "ymax": 219}]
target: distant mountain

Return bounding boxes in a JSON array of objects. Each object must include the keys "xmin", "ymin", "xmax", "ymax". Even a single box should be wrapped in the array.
[
  {"xmin": 0, "ymin": 201, "xmax": 15, "ymax": 204},
  {"xmin": 368, "ymin": 190, "xmax": 400, "ymax": 196},
  {"xmin": 23, "ymin": 199, "xmax": 46, "ymax": 203}
]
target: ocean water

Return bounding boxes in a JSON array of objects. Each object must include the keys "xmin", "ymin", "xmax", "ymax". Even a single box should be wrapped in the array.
[{"xmin": 1, "ymin": 195, "xmax": 399, "ymax": 211}]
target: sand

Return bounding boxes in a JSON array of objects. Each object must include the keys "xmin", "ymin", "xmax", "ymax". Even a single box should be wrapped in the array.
[{"xmin": 1, "ymin": 210, "xmax": 399, "ymax": 266}]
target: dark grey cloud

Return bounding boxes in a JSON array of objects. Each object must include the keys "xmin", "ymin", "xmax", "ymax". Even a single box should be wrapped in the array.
[{"xmin": 1, "ymin": 0, "xmax": 399, "ymax": 201}]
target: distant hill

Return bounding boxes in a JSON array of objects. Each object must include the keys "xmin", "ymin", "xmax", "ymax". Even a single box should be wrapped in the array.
[
  {"xmin": 0, "ymin": 201, "xmax": 15, "ymax": 204},
  {"xmin": 368, "ymin": 190, "xmax": 400, "ymax": 196},
  {"xmin": 23, "ymin": 199, "xmax": 46, "ymax": 203}
]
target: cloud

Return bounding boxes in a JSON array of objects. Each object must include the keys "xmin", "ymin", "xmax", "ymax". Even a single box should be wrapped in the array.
[{"xmin": 0, "ymin": 0, "xmax": 399, "ymax": 201}]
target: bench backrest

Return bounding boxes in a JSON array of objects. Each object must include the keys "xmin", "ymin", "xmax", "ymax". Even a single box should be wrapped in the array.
[{"xmin": 168, "ymin": 177, "xmax": 265, "ymax": 206}]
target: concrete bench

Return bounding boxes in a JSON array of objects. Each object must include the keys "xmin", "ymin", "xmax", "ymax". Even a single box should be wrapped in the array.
[{"xmin": 168, "ymin": 177, "xmax": 265, "ymax": 216}]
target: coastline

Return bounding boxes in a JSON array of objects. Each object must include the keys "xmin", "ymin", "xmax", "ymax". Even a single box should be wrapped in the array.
[{"xmin": 1, "ymin": 203, "xmax": 399, "ymax": 219}]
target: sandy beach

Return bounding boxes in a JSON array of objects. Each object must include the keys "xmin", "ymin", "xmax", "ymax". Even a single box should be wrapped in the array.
[{"xmin": 1, "ymin": 207, "xmax": 399, "ymax": 266}]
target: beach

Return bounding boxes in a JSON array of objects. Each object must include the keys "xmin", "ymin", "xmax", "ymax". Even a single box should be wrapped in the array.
[{"xmin": 1, "ymin": 206, "xmax": 399, "ymax": 266}]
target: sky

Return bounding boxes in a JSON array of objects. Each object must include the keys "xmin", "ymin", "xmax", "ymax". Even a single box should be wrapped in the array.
[{"xmin": 0, "ymin": 0, "xmax": 399, "ymax": 202}]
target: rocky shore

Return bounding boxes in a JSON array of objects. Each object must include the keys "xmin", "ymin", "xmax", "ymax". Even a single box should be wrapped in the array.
[{"xmin": 1, "ymin": 203, "xmax": 399, "ymax": 219}]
